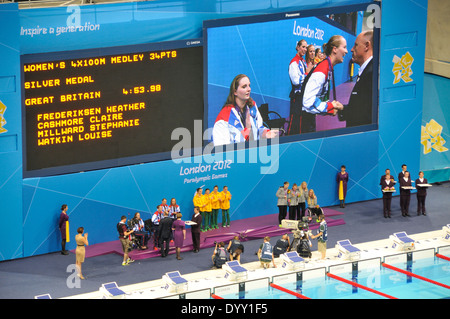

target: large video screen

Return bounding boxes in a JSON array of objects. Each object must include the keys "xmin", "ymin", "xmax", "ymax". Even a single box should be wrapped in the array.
[
  {"xmin": 21, "ymin": 40, "xmax": 203, "ymax": 177},
  {"xmin": 204, "ymin": 3, "xmax": 379, "ymax": 147}
]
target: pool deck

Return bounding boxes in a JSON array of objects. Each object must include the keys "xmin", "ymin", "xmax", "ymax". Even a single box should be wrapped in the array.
[{"xmin": 63, "ymin": 228, "xmax": 450, "ymax": 299}]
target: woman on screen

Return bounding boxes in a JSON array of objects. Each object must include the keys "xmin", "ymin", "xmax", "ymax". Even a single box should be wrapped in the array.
[
  {"xmin": 212, "ymin": 74, "xmax": 278, "ymax": 146},
  {"xmin": 299, "ymin": 35, "xmax": 347, "ymax": 133}
]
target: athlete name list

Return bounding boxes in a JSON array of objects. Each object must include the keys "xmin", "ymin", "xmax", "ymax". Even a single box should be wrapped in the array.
[{"xmin": 23, "ymin": 50, "xmax": 177, "ymax": 146}]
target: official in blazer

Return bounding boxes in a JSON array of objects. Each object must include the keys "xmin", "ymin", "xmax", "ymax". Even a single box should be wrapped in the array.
[{"xmin": 338, "ymin": 30, "xmax": 373, "ymax": 127}]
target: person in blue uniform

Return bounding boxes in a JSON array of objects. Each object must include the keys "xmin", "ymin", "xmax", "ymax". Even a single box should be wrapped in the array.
[{"xmin": 258, "ymin": 236, "xmax": 276, "ymax": 269}]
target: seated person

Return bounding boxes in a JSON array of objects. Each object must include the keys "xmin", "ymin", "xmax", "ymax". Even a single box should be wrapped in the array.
[
  {"xmin": 227, "ymin": 236, "xmax": 244, "ymax": 262},
  {"xmin": 131, "ymin": 212, "xmax": 149, "ymax": 250},
  {"xmin": 273, "ymin": 234, "xmax": 290, "ymax": 258},
  {"xmin": 211, "ymin": 242, "xmax": 228, "ymax": 269},
  {"xmin": 296, "ymin": 233, "xmax": 312, "ymax": 258}
]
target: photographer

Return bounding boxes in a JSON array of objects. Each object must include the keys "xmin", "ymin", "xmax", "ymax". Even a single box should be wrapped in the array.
[
  {"xmin": 117, "ymin": 215, "xmax": 135, "ymax": 266},
  {"xmin": 211, "ymin": 241, "xmax": 228, "ymax": 269},
  {"xmin": 296, "ymin": 232, "xmax": 312, "ymax": 259},
  {"xmin": 273, "ymin": 234, "xmax": 290, "ymax": 258},
  {"xmin": 227, "ymin": 236, "xmax": 244, "ymax": 262}
]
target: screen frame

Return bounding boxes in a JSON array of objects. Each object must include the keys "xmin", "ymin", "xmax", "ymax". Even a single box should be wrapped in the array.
[
  {"xmin": 21, "ymin": 38, "xmax": 203, "ymax": 178},
  {"xmin": 202, "ymin": 2, "xmax": 379, "ymax": 148}
]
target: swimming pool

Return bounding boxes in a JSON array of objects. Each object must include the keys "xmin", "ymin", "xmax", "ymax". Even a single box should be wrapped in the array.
[{"xmin": 213, "ymin": 248, "xmax": 450, "ymax": 299}]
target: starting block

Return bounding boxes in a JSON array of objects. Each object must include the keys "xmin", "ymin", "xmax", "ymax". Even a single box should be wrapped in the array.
[
  {"xmin": 442, "ymin": 224, "xmax": 450, "ymax": 241},
  {"xmin": 223, "ymin": 261, "xmax": 248, "ymax": 281},
  {"xmin": 389, "ymin": 232, "xmax": 415, "ymax": 251},
  {"xmin": 281, "ymin": 251, "xmax": 305, "ymax": 270},
  {"xmin": 99, "ymin": 282, "xmax": 126, "ymax": 299},
  {"xmin": 336, "ymin": 239, "xmax": 361, "ymax": 261},
  {"xmin": 163, "ymin": 271, "xmax": 188, "ymax": 293}
]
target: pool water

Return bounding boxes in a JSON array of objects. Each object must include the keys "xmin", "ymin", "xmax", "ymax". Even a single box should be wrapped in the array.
[{"xmin": 218, "ymin": 257, "xmax": 450, "ymax": 299}]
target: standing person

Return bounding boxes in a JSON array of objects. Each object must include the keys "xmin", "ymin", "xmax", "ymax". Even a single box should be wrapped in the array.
[
  {"xmin": 151, "ymin": 205, "xmax": 164, "ymax": 250},
  {"xmin": 193, "ymin": 188, "xmax": 206, "ymax": 232},
  {"xmin": 276, "ymin": 182, "xmax": 289, "ymax": 225},
  {"xmin": 212, "ymin": 74, "xmax": 278, "ymax": 146},
  {"xmin": 168, "ymin": 198, "xmax": 180, "ymax": 220},
  {"xmin": 117, "ymin": 215, "xmax": 134, "ymax": 266},
  {"xmin": 288, "ymin": 183, "xmax": 300, "ymax": 220},
  {"xmin": 314, "ymin": 47, "xmax": 323, "ymax": 64},
  {"xmin": 336, "ymin": 165, "xmax": 349, "ymax": 208},
  {"xmin": 300, "ymin": 35, "xmax": 348, "ymax": 133},
  {"xmin": 415, "ymin": 171, "xmax": 428, "ymax": 216},
  {"xmin": 219, "ymin": 186, "xmax": 232, "ymax": 227},
  {"xmin": 310, "ymin": 213, "xmax": 328, "ymax": 260},
  {"xmin": 168, "ymin": 198, "xmax": 180, "ymax": 243},
  {"xmin": 160, "ymin": 198, "xmax": 170, "ymax": 214},
  {"xmin": 59, "ymin": 204, "xmax": 70, "ymax": 255},
  {"xmin": 203, "ymin": 188, "xmax": 212, "ymax": 231},
  {"xmin": 210, "ymin": 186, "xmax": 221, "ymax": 229},
  {"xmin": 75, "ymin": 227, "xmax": 88, "ymax": 280},
  {"xmin": 258, "ymin": 236, "xmax": 276, "ymax": 269},
  {"xmin": 380, "ymin": 172, "xmax": 395, "ymax": 218},
  {"xmin": 288, "ymin": 39, "xmax": 308, "ymax": 135},
  {"xmin": 398, "ymin": 164, "xmax": 408, "ymax": 181},
  {"xmin": 305, "ymin": 44, "xmax": 317, "ymax": 73},
  {"xmin": 298, "ymin": 182, "xmax": 308, "ymax": 218},
  {"xmin": 337, "ymin": 30, "xmax": 374, "ymax": 127},
  {"xmin": 171, "ymin": 213, "xmax": 186, "ymax": 260},
  {"xmin": 158, "ymin": 211, "xmax": 173, "ymax": 258},
  {"xmin": 191, "ymin": 207, "xmax": 202, "ymax": 253},
  {"xmin": 399, "ymin": 171, "xmax": 412, "ymax": 217}
]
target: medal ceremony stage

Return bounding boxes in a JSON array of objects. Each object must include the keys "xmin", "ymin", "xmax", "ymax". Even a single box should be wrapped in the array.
[{"xmin": 77, "ymin": 208, "xmax": 345, "ymax": 261}]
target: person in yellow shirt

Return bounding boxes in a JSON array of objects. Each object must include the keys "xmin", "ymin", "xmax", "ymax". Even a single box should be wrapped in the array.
[
  {"xmin": 210, "ymin": 185, "xmax": 221, "ymax": 229},
  {"xmin": 202, "ymin": 188, "xmax": 212, "ymax": 231},
  {"xmin": 219, "ymin": 186, "xmax": 232, "ymax": 227},
  {"xmin": 193, "ymin": 188, "xmax": 206, "ymax": 231}
]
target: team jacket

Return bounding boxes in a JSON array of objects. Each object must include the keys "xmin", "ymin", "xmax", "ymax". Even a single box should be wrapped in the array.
[
  {"xmin": 212, "ymin": 102, "xmax": 268, "ymax": 146},
  {"xmin": 288, "ymin": 54, "xmax": 307, "ymax": 95},
  {"xmin": 219, "ymin": 191, "xmax": 231, "ymax": 210},
  {"xmin": 301, "ymin": 57, "xmax": 335, "ymax": 115},
  {"xmin": 193, "ymin": 194, "xmax": 205, "ymax": 211},
  {"xmin": 169, "ymin": 204, "xmax": 180, "ymax": 218},
  {"xmin": 210, "ymin": 192, "xmax": 221, "ymax": 210}
]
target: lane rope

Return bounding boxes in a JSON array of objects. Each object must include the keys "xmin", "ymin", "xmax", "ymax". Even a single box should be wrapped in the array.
[
  {"xmin": 327, "ymin": 272, "xmax": 398, "ymax": 299},
  {"xmin": 382, "ymin": 263, "xmax": 450, "ymax": 290}
]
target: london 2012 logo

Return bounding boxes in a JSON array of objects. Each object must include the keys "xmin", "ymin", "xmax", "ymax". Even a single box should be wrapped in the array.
[
  {"xmin": 0, "ymin": 100, "xmax": 7, "ymax": 134},
  {"xmin": 421, "ymin": 119, "xmax": 448, "ymax": 154},
  {"xmin": 392, "ymin": 51, "xmax": 414, "ymax": 84}
]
